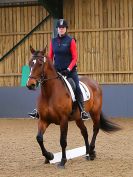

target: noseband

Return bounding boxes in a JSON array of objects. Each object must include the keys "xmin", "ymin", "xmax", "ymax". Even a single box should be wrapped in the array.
[{"xmin": 28, "ymin": 56, "xmax": 59, "ymax": 85}]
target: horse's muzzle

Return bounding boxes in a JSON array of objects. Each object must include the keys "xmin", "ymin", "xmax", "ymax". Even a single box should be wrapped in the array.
[
  {"xmin": 26, "ymin": 83, "xmax": 36, "ymax": 90},
  {"xmin": 26, "ymin": 78, "xmax": 39, "ymax": 90}
]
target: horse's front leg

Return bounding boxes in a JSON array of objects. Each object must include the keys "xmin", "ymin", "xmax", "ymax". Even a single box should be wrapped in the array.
[
  {"xmin": 58, "ymin": 118, "xmax": 68, "ymax": 168},
  {"xmin": 36, "ymin": 119, "xmax": 54, "ymax": 163}
]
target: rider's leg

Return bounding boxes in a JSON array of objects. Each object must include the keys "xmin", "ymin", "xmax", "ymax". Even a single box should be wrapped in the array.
[
  {"xmin": 68, "ymin": 69, "xmax": 90, "ymax": 120},
  {"xmin": 28, "ymin": 109, "xmax": 39, "ymax": 119},
  {"xmin": 76, "ymin": 88, "xmax": 90, "ymax": 120}
]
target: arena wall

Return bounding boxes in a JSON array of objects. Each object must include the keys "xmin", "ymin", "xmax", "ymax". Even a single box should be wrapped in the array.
[
  {"xmin": 0, "ymin": 85, "xmax": 133, "ymax": 118},
  {"xmin": 0, "ymin": 1, "xmax": 133, "ymax": 118},
  {"xmin": 0, "ymin": 0, "xmax": 133, "ymax": 86}
]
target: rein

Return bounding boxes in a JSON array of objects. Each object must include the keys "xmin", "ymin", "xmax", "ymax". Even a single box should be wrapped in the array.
[
  {"xmin": 39, "ymin": 75, "xmax": 59, "ymax": 84},
  {"xmin": 28, "ymin": 72, "xmax": 60, "ymax": 84}
]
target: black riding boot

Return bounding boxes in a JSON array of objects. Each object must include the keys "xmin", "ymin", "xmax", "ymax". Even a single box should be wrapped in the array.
[
  {"xmin": 76, "ymin": 91, "xmax": 90, "ymax": 120},
  {"xmin": 77, "ymin": 101, "xmax": 90, "ymax": 120},
  {"xmin": 28, "ymin": 109, "xmax": 39, "ymax": 119}
]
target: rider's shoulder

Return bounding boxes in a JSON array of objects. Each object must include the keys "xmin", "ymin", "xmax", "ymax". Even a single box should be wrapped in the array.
[{"xmin": 66, "ymin": 35, "xmax": 77, "ymax": 43}]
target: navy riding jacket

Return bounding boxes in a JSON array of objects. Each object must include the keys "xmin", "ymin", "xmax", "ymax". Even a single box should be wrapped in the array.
[{"xmin": 48, "ymin": 34, "xmax": 77, "ymax": 71}]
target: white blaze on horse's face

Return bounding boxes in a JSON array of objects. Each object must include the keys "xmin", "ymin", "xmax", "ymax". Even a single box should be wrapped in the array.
[
  {"xmin": 29, "ymin": 68, "xmax": 33, "ymax": 79},
  {"xmin": 29, "ymin": 59, "xmax": 36, "ymax": 75},
  {"xmin": 44, "ymin": 57, "xmax": 46, "ymax": 63},
  {"xmin": 28, "ymin": 59, "xmax": 36, "ymax": 78}
]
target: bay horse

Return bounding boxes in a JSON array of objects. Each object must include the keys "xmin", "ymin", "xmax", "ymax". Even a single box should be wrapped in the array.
[{"xmin": 26, "ymin": 46, "xmax": 121, "ymax": 168}]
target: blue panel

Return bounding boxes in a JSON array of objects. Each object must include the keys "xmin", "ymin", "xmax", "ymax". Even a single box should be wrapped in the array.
[
  {"xmin": 0, "ymin": 85, "xmax": 133, "ymax": 118},
  {"xmin": 0, "ymin": 87, "xmax": 39, "ymax": 118},
  {"xmin": 102, "ymin": 85, "xmax": 133, "ymax": 118}
]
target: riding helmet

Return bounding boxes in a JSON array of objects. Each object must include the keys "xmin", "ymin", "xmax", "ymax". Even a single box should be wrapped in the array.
[{"xmin": 56, "ymin": 19, "xmax": 68, "ymax": 28}]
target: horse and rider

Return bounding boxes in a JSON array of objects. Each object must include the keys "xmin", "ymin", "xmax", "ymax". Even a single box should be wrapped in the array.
[
  {"xmin": 26, "ymin": 19, "xmax": 121, "ymax": 168},
  {"xmin": 29, "ymin": 19, "xmax": 90, "ymax": 120}
]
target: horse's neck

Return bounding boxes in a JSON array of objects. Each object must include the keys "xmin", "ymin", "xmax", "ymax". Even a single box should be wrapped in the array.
[
  {"xmin": 41, "ymin": 60, "xmax": 60, "ymax": 96},
  {"xmin": 44, "ymin": 59, "xmax": 58, "ymax": 80}
]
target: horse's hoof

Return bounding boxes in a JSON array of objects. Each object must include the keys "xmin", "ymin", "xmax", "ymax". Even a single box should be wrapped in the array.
[
  {"xmin": 89, "ymin": 151, "xmax": 96, "ymax": 160},
  {"xmin": 57, "ymin": 163, "xmax": 65, "ymax": 169},
  {"xmin": 57, "ymin": 158, "xmax": 67, "ymax": 169},
  {"xmin": 90, "ymin": 156, "xmax": 95, "ymax": 160},
  {"xmin": 44, "ymin": 158, "xmax": 50, "ymax": 164},
  {"xmin": 85, "ymin": 154, "xmax": 90, "ymax": 161}
]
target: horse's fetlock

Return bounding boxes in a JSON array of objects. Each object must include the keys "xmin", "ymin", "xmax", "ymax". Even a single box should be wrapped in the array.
[{"xmin": 45, "ymin": 152, "xmax": 54, "ymax": 160}]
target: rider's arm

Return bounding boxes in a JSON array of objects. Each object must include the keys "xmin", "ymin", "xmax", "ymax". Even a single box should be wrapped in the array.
[
  {"xmin": 48, "ymin": 40, "xmax": 54, "ymax": 61},
  {"xmin": 68, "ymin": 39, "xmax": 77, "ymax": 71}
]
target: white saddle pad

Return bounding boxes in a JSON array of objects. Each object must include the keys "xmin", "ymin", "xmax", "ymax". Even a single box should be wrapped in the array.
[{"xmin": 63, "ymin": 76, "xmax": 90, "ymax": 102}]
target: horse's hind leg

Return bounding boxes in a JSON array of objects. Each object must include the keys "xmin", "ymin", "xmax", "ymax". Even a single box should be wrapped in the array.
[
  {"xmin": 89, "ymin": 112, "xmax": 100, "ymax": 160},
  {"xmin": 58, "ymin": 118, "xmax": 68, "ymax": 168},
  {"xmin": 75, "ymin": 119, "xmax": 90, "ymax": 160},
  {"xmin": 36, "ymin": 120, "xmax": 54, "ymax": 163}
]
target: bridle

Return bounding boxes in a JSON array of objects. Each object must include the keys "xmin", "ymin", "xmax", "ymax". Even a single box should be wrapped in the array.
[{"xmin": 28, "ymin": 56, "xmax": 59, "ymax": 85}]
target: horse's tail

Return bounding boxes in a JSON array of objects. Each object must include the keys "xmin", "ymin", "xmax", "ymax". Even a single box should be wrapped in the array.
[{"xmin": 100, "ymin": 112, "xmax": 121, "ymax": 133}]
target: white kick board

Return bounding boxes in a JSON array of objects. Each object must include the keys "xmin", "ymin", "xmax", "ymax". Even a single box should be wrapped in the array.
[{"xmin": 50, "ymin": 146, "xmax": 86, "ymax": 164}]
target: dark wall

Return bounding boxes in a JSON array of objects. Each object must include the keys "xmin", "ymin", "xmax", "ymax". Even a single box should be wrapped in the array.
[
  {"xmin": 0, "ymin": 85, "xmax": 133, "ymax": 118},
  {"xmin": 0, "ymin": 87, "xmax": 39, "ymax": 118},
  {"xmin": 102, "ymin": 85, "xmax": 133, "ymax": 118},
  {"xmin": 0, "ymin": 0, "xmax": 37, "ymax": 3}
]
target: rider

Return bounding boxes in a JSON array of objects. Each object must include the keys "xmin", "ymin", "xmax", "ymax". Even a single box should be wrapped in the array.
[{"xmin": 28, "ymin": 19, "xmax": 90, "ymax": 120}]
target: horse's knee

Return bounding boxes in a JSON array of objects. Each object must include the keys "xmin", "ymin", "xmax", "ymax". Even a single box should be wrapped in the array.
[{"xmin": 36, "ymin": 133, "xmax": 43, "ymax": 143}]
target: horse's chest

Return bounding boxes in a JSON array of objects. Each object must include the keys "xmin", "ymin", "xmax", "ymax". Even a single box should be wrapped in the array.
[{"xmin": 43, "ymin": 110, "xmax": 60, "ymax": 125}]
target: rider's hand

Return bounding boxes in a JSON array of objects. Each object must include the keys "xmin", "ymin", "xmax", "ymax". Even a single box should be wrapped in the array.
[{"xmin": 61, "ymin": 68, "xmax": 70, "ymax": 77}]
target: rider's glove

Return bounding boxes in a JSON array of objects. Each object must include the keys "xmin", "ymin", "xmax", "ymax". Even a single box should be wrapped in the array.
[{"xmin": 61, "ymin": 68, "xmax": 70, "ymax": 77}]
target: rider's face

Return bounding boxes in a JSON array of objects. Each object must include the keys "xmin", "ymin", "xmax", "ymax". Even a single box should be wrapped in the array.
[{"xmin": 58, "ymin": 27, "xmax": 67, "ymax": 36}]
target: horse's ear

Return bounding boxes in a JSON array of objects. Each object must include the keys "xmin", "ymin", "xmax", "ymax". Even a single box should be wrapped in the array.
[
  {"xmin": 41, "ymin": 45, "xmax": 47, "ymax": 55},
  {"xmin": 30, "ymin": 45, "xmax": 35, "ymax": 54}
]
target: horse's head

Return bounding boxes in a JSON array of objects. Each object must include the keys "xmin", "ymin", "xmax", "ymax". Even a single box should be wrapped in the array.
[{"xmin": 26, "ymin": 46, "xmax": 47, "ymax": 90}]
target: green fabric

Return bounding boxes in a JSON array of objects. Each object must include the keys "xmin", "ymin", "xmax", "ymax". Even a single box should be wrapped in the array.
[{"xmin": 21, "ymin": 65, "xmax": 30, "ymax": 86}]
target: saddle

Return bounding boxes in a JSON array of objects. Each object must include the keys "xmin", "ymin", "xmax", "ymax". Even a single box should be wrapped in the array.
[{"xmin": 59, "ymin": 73, "xmax": 90, "ymax": 102}]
